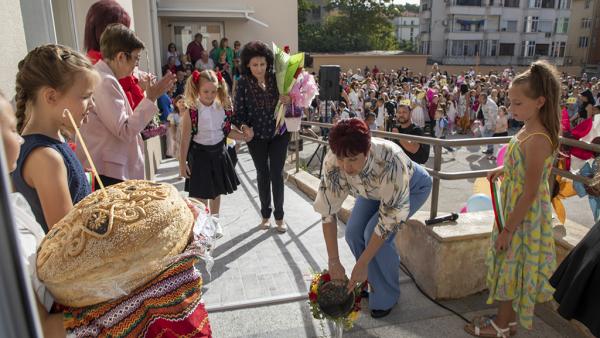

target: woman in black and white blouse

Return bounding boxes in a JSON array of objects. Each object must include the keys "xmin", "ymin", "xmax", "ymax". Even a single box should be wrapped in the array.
[{"xmin": 232, "ymin": 41, "xmax": 290, "ymax": 233}]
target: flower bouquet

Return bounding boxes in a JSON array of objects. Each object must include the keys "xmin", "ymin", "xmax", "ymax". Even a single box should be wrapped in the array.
[
  {"xmin": 273, "ymin": 43, "xmax": 318, "ymax": 133},
  {"xmin": 141, "ymin": 113, "xmax": 168, "ymax": 140},
  {"xmin": 308, "ymin": 270, "xmax": 366, "ymax": 335}
]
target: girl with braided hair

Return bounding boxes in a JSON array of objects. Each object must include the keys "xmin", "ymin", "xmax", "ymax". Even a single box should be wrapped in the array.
[{"xmin": 12, "ymin": 44, "xmax": 99, "ymax": 232}]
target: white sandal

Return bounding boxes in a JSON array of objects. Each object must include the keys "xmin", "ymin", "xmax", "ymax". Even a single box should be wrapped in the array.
[{"xmin": 465, "ymin": 316, "xmax": 510, "ymax": 338}]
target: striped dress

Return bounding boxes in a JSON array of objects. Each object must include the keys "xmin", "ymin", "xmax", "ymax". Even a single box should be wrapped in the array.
[{"xmin": 485, "ymin": 132, "xmax": 557, "ymax": 329}]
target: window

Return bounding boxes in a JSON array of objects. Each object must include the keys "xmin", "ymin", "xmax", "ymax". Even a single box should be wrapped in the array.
[
  {"xmin": 529, "ymin": 0, "xmax": 555, "ymax": 8},
  {"xmin": 579, "ymin": 36, "xmax": 589, "ymax": 48},
  {"xmin": 557, "ymin": 0, "xmax": 570, "ymax": 9},
  {"xmin": 456, "ymin": 18, "xmax": 485, "ymax": 32},
  {"xmin": 551, "ymin": 41, "xmax": 566, "ymax": 57},
  {"xmin": 504, "ymin": 0, "xmax": 520, "ymax": 7},
  {"xmin": 456, "ymin": 0, "xmax": 482, "ymax": 6},
  {"xmin": 499, "ymin": 43, "xmax": 515, "ymax": 56},
  {"xmin": 450, "ymin": 40, "xmax": 483, "ymax": 56},
  {"xmin": 534, "ymin": 43, "xmax": 549, "ymax": 56},
  {"xmin": 582, "ymin": 18, "xmax": 592, "ymax": 29},
  {"xmin": 501, "ymin": 20, "xmax": 518, "ymax": 32},
  {"xmin": 555, "ymin": 17, "xmax": 568, "ymax": 33},
  {"xmin": 525, "ymin": 16, "xmax": 539, "ymax": 32},
  {"xmin": 585, "ymin": 0, "xmax": 591, "ymax": 8},
  {"xmin": 489, "ymin": 40, "xmax": 498, "ymax": 56},
  {"xmin": 522, "ymin": 40, "xmax": 536, "ymax": 57},
  {"xmin": 420, "ymin": 41, "xmax": 430, "ymax": 54},
  {"xmin": 411, "ymin": 20, "xmax": 414, "ymax": 25}
]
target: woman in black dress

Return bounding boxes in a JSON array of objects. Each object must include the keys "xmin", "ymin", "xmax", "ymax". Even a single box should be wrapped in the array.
[
  {"xmin": 232, "ymin": 41, "xmax": 290, "ymax": 233},
  {"xmin": 550, "ymin": 221, "xmax": 600, "ymax": 337}
]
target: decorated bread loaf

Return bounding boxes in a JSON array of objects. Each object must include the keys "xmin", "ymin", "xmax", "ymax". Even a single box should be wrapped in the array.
[{"xmin": 36, "ymin": 180, "xmax": 194, "ymax": 307}]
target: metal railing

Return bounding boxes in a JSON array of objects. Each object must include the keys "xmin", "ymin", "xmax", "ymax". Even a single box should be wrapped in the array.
[{"xmin": 293, "ymin": 121, "xmax": 600, "ymax": 220}]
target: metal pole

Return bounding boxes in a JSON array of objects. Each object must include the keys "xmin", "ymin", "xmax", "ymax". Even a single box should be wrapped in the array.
[
  {"xmin": 429, "ymin": 145, "xmax": 442, "ymax": 220},
  {"xmin": 0, "ymin": 138, "xmax": 43, "ymax": 338},
  {"xmin": 295, "ymin": 131, "xmax": 300, "ymax": 173}
]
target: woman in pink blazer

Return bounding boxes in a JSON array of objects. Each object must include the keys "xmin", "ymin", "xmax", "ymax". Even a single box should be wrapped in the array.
[{"xmin": 78, "ymin": 24, "xmax": 175, "ymax": 186}]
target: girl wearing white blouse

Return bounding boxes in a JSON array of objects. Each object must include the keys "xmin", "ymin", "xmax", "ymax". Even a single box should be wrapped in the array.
[{"xmin": 179, "ymin": 69, "xmax": 246, "ymax": 238}]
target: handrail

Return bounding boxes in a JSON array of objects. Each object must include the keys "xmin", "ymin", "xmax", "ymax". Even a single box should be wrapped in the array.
[{"xmin": 293, "ymin": 121, "xmax": 599, "ymax": 219}]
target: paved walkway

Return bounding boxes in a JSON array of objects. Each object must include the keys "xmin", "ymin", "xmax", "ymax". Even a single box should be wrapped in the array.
[{"xmin": 155, "ymin": 145, "xmax": 578, "ymax": 338}]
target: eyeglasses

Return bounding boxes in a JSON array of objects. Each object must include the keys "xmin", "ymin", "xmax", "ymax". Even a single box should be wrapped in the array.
[{"xmin": 124, "ymin": 51, "xmax": 142, "ymax": 62}]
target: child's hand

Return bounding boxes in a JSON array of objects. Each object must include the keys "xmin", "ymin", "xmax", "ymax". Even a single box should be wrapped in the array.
[
  {"xmin": 180, "ymin": 162, "xmax": 191, "ymax": 178},
  {"xmin": 494, "ymin": 229, "xmax": 513, "ymax": 251},
  {"xmin": 487, "ymin": 167, "xmax": 504, "ymax": 182}
]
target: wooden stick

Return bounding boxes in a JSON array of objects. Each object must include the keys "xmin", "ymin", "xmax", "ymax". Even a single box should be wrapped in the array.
[{"xmin": 64, "ymin": 109, "xmax": 107, "ymax": 197}]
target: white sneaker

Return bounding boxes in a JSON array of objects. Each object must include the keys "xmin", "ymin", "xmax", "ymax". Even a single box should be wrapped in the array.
[{"xmin": 212, "ymin": 216, "xmax": 223, "ymax": 239}]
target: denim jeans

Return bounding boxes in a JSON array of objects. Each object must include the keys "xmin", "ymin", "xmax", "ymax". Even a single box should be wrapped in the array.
[{"xmin": 345, "ymin": 163, "xmax": 432, "ymax": 310}]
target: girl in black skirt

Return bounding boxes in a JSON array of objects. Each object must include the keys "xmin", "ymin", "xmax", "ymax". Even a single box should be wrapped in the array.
[{"xmin": 179, "ymin": 69, "xmax": 247, "ymax": 238}]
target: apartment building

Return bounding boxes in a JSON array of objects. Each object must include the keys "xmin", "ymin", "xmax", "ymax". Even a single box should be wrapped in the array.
[
  {"xmin": 418, "ymin": 0, "xmax": 571, "ymax": 66},
  {"xmin": 393, "ymin": 12, "xmax": 420, "ymax": 43},
  {"xmin": 565, "ymin": 0, "xmax": 600, "ymax": 74}
]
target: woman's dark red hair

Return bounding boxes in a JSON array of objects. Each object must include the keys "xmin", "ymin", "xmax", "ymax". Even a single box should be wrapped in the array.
[
  {"xmin": 84, "ymin": 0, "xmax": 131, "ymax": 52},
  {"xmin": 328, "ymin": 118, "xmax": 371, "ymax": 158}
]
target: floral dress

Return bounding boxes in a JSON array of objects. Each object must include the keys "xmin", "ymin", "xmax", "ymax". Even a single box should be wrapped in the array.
[{"xmin": 486, "ymin": 132, "xmax": 557, "ymax": 329}]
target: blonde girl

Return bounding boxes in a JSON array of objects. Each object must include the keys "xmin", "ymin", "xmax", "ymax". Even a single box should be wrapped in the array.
[
  {"xmin": 13, "ymin": 44, "xmax": 98, "ymax": 232},
  {"xmin": 465, "ymin": 60, "xmax": 561, "ymax": 337},
  {"xmin": 179, "ymin": 69, "xmax": 245, "ymax": 238}
]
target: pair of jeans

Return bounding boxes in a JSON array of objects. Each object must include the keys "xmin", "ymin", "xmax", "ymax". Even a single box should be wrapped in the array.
[
  {"xmin": 247, "ymin": 132, "xmax": 290, "ymax": 220},
  {"xmin": 483, "ymin": 127, "xmax": 494, "ymax": 153},
  {"xmin": 345, "ymin": 163, "xmax": 432, "ymax": 310}
]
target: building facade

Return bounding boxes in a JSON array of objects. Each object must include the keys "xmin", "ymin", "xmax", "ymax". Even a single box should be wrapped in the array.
[
  {"xmin": 565, "ymin": 0, "xmax": 600, "ymax": 74},
  {"xmin": 3, "ymin": 0, "xmax": 298, "ymax": 96},
  {"xmin": 419, "ymin": 0, "xmax": 571, "ymax": 67},
  {"xmin": 393, "ymin": 12, "xmax": 420, "ymax": 43}
]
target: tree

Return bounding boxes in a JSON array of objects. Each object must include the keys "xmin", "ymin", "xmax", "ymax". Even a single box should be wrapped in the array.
[{"xmin": 299, "ymin": 0, "xmax": 401, "ymax": 52}]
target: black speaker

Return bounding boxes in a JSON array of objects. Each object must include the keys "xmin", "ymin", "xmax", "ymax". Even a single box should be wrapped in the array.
[{"xmin": 319, "ymin": 65, "xmax": 340, "ymax": 101}]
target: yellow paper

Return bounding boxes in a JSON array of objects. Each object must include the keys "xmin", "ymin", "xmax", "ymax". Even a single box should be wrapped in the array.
[
  {"xmin": 399, "ymin": 99, "xmax": 411, "ymax": 106},
  {"xmin": 567, "ymin": 97, "xmax": 577, "ymax": 104},
  {"xmin": 416, "ymin": 92, "xmax": 425, "ymax": 100},
  {"xmin": 440, "ymin": 79, "xmax": 447, "ymax": 86}
]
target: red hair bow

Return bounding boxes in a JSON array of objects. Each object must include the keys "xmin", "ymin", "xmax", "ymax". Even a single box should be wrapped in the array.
[
  {"xmin": 192, "ymin": 70, "xmax": 201, "ymax": 84},
  {"xmin": 284, "ymin": 45, "xmax": 290, "ymax": 54},
  {"xmin": 216, "ymin": 71, "xmax": 223, "ymax": 83}
]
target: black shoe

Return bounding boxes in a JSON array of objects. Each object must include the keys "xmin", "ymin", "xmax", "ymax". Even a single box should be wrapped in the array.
[
  {"xmin": 360, "ymin": 290, "xmax": 369, "ymax": 299},
  {"xmin": 482, "ymin": 150, "xmax": 493, "ymax": 155},
  {"xmin": 370, "ymin": 307, "xmax": 393, "ymax": 318}
]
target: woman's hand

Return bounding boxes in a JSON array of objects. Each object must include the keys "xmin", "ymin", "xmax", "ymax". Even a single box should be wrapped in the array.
[
  {"xmin": 347, "ymin": 260, "xmax": 368, "ymax": 293},
  {"xmin": 487, "ymin": 166, "xmax": 504, "ymax": 182},
  {"xmin": 179, "ymin": 162, "xmax": 191, "ymax": 178},
  {"xmin": 145, "ymin": 71, "xmax": 177, "ymax": 102},
  {"xmin": 328, "ymin": 258, "xmax": 346, "ymax": 282},
  {"xmin": 280, "ymin": 94, "xmax": 291, "ymax": 105},
  {"xmin": 242, "ymin": 125, "xmax": 254, "ymax": 142}
]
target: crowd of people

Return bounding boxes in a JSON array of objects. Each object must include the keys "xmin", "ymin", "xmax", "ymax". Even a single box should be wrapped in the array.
[
  {"xmin": 310, "ymin": 62, "xmax": 600, "ymax": 166},
  {"xmin": 2, "ymin": 1, "xmax": 600, "ymax": 337}
]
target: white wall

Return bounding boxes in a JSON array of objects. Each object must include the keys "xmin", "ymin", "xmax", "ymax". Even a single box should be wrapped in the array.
[{"xmin": 0, "ymin": 0, "xmax": 28, "ymax": 97}]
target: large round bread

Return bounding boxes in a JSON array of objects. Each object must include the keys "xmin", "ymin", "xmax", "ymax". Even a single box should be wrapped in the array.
[{"xmin": 36, "ymin": 180, "xmax": 194, "ymax": 307}]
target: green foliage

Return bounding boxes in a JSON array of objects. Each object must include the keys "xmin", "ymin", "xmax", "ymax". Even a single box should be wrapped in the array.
[{"xmin": 299, "ymin": 0, "xmax": 402, "ymax": 53}]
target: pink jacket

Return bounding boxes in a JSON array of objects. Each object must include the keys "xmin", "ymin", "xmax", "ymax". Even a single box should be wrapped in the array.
[{"xmin": 77, "ymin": 60, "xmax": 158, "ymax": 180}]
